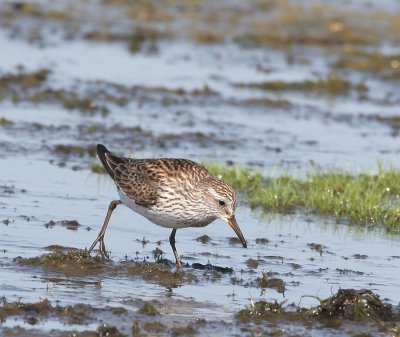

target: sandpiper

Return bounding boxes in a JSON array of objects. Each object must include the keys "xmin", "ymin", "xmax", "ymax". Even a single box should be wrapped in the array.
[{"xmin": 88, "ymin": 144, "xmax": 247, "ymax": 267}]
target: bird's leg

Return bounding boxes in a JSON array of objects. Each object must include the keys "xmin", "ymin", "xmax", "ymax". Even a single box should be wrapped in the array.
[
  {"xmin": 169, "ymin": 228, "xmax": 182, "ymax": 268},
  {"xmin": 88, "ymin": 200, "xmax": 122, "ymax": 259}
]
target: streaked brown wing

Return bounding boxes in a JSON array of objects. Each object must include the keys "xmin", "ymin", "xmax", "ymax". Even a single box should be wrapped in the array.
[{"xmin": 113, "ymin": 163, "xmax": 158, "ymax": 207}]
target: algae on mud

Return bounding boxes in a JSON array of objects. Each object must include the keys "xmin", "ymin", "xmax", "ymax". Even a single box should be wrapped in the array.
[
  {"xmin": 0, "ymin": 298, "xmax": 104, "ymax": 326},
  {"xmin": 4, "ymin": 0, "xmax": 400, "ymax": 48},
  {"xmin": 53, "ymin": 144, "xmax": 97, "ymax": 158},
  {"xmin": 0, "ymin": 299, "xmax": 52, "ymax": 321},
  {"xmin": 305, "ymin": 289, "xmax": 393, "ymax": 321},
  {"xmin": 0, "ymin": 68, "xmax": 50, "ymax": 92},
  {"xmin": 257, "ymin": 272, "xmax": 285, "ymax": 294},
  {"xmin": 246, "ymin": 258, "xmax": 259, "ymax": 269},
  {"xmin": 236, "ymin": 288, "xmax": 399, "ymax": 334},
  {"xmin": 2, "ymin": 291, "xmax": 397, "ymax": 337},
  {"xmin": 138, "ymin": 302, "xmax": 159, "ymax": 316},
  {"xmin": 1, "ymin": 298, "xmax": 157, "ymax": 337},
  {"xmin": 234, "ymin": 73, "xmax": 368, "ymax": 96},
  {"xmin": 126, "ymin": 262, "xmax": 198, "ymax": 289},
  {"xmin": 334, "ymin": 48, "xmax": 400, "ymax": 79},
  {"xmin": 15, "ymin": 247, "xmax": 198, "ymax": 289},
  {"xmin": 0, "ymin": 67, "xmax": 219, "ymax": 116},
  {"xmin": 14, "ymin": 248, "xmax": 107, "ymax": 275},
  {"xmin": 0, "ymin": 117, "xmax": 14, "ymax": 126}
]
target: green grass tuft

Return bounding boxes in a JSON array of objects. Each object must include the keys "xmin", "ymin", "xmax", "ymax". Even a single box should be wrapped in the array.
[{"xmin": 205, "ymin": 163, "xmax": 400, "ymax": 230}]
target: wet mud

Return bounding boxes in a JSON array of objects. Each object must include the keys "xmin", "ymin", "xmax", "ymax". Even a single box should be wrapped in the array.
[
  {"xmin": 1, "ymin": 0, "xmax": 400, "ymax": 336},
  {"xmin": 0, "ymin": 297, "xmax": 213, "ymax": 337}
]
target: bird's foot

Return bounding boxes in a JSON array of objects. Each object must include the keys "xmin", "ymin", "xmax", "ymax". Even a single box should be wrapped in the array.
[
  {"xmin": 98, "ymin": 238, "xmax": 110, "ymax": 259},
  {"xmin": 88, "ymin": 235, "xmax": 110, "ymax": 259}
]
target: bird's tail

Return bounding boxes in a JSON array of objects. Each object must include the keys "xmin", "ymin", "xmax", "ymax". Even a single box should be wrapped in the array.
[{"xmin": 96, "ymin": 144, "xmax": 117, "ymax": 179}]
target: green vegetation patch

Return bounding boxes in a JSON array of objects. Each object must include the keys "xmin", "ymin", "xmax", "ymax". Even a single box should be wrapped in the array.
[
  {"xmin": 15, "ymin": 246, "xmax": 197, "ymax": 289},
  {"xmin": 53, "ymin": 144, "xmax": 97, "ymax": 158},
  {"xmin": 0, "ymin": 69, "xmax": 50, "ymax": 91},
  {"xmin": 306, "ymin": 289, "xmax": 393, "ymax": 321},
  {"xmin": 170, "ymin": 324, "xmax": 196, "ymax": 336},
  {"xmin": 233, "ymin": 98, "xmax": 292, "ymax": 109},
  {"xmin": 142, "ymin": 321, "xmax": 166, "ymax": 333},
  {"xmin": 0, "ymin": 298, "xmax": 98, "ymax": 324},
  {"xmin": 236, "ymin": 300, "xmax": 289, "ymax": 324},
  {"xmin": 234, "ymin": 73, "xmax": 367, "ymax": 96},
  {"xmin": 138, "ymin": 302, "xmax": 159, "ymax": 316},
  {"xmin": 26, "ymin": 88, "xmax": 111, "ymax": 115},
  {"xmin": 236, "ymin": 288, "xmax": 396, "ymax": 327},
  {"xmin": 92, "ymin": 161, "xmax": 400, "ymax": 230},
  {"xmin": 246, "ymin": 258, "xmax": 259, "ymax": 269},
  {"xmin": 97, "ymin": 324, "xmax": 127, "ymax": 337},
  {"xmin": 0, "ymin": 69, "xmax": 111, "ymax": 115},
  {"xmin": 84, "ymin": 28, "xmax": 169, "ymax": 54},
  {"xmin": 206, "ymin": 163, "xmax": 400, "ymax": 230},
  {"xmin": 4, "ymin": 0, "xmax": 400, "ymax": 53},
  {"xmin": 0, "ymin": 66, "xmax": 218, "ymax": 116},
  {"xmin": 14, "ymin": 247, "xmax": 107, "ymax": 275},
  {"xmin": 334, "ymin": 48, "xmax": 400, "ymax": 79},
  {"xmin": 0, "ymin": 299, "xmax": 52, "ymax": 320}
]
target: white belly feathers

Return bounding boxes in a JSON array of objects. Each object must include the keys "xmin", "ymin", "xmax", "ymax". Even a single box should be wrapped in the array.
[{"xmin": 118, "ymin": 189, "xmax": 192, "ymax": 229}]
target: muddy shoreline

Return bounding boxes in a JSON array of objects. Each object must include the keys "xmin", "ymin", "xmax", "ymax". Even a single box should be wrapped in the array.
[{"xmin": 1, "ymin": 0, "xmax": 400, "ymax": 336}]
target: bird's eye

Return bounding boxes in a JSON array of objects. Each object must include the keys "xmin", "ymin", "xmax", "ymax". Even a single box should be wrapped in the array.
[{"xmin": 218, "ymin": 200, "xmax": 226, "ymax": 206}]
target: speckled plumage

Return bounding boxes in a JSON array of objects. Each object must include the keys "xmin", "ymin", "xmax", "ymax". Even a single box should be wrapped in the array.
[{"xmin": 88, "ymin": 144, "xmax": 247, "ymax": 267}]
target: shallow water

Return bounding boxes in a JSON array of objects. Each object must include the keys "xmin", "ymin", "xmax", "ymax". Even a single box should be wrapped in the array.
[
  {"xmin": 1, "ymin": 30, "xmax": 399, "ymax": 174},
  {"xmin": 1, "ymin": 157, "xmax": 400, "ymax": 315},
  {"xmin": 1, "ymin": 0, "xmax": 400, "ymax": 335}
]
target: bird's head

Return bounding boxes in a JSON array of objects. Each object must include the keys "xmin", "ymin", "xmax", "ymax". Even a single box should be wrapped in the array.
[{"xmin": 205, "ymin": 178, "xmax": 247, "ymax": 248}]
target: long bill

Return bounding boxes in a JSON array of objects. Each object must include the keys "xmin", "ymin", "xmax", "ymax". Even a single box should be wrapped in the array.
[{"xmin": 227, "ymin": 215, "xmax": 247, "ymax": 248}]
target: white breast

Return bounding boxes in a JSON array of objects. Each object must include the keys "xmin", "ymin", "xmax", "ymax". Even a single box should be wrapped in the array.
[{"xmin": 118, "ymin": 189, "xmax": 193, "ymax": 229}]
